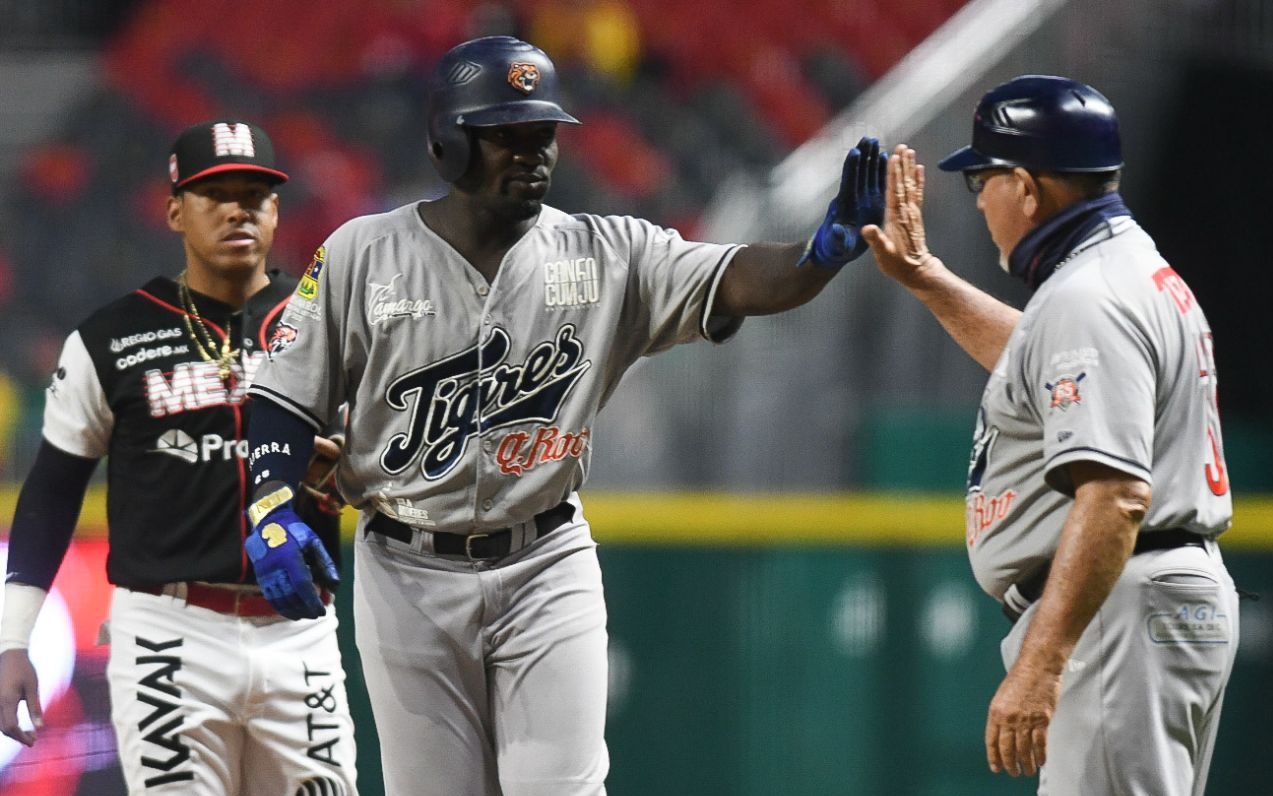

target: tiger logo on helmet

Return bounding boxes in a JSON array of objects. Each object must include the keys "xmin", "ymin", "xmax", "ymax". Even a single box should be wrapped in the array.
[{"xmin": 507, "ymin": 62, "xmax": 540, "ymax": 95}]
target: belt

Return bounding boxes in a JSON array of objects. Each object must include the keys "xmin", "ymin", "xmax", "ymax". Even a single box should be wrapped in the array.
[
  {"xmin": 131, "ymin": 582, "xmax": 330, "ymax": 618},
  {"xmin": 1002, "ymin": 529, "xmax": 1208, "ymax": 624},
  {"xmin": 366, "ymin": 501, "xmax": 576, "ymax": 561}
]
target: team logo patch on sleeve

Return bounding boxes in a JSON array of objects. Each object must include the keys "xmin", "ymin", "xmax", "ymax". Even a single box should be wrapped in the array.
[
  {"xmin": 298, "ymin": 246, "xmax": 326, "ymax": 301},
  {"xmin": 268, "ymin": 322, "xmax": 299, "ymax": 358},
  {"xmin": 1046, "ymin": 372, "xmax": 1085, "ymax": 411}
]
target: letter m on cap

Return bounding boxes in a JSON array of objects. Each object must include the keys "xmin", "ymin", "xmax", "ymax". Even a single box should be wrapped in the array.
[{"xmin": 212, "ymin": 123, "xmax": 255, "ymax": 157}]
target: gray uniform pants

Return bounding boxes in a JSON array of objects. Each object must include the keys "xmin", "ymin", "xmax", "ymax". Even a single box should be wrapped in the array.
[
  {"xmin": 354, "ymin": 518, "xmax": 609, "ymax": 796},
  {"xmin": 1002, "ymin": 540, "xmax": 1239, "ymax": 796}
]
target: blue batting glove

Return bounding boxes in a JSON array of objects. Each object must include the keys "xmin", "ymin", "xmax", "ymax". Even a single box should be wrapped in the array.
[
  {"xmin": 798, "ymin": 136, "xmax": 887, "ymax": 269},
  {"xmin": 245, "ymin": 483, "xmax": 340, "ymax": 620}
]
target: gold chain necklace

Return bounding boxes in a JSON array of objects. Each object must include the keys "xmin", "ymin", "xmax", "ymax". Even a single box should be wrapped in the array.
[{"xmin": 177, "ymin": 272, "xmax": 239, "ymax": 382}]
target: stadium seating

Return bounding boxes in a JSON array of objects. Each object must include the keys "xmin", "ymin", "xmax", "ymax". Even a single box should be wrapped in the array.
[{"xmin": 1, "ymin": 0, "xmax": 968, "ymax": 388}]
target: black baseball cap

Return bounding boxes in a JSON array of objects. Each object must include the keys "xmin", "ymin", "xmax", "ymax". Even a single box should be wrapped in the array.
[{"xmin": 168, "ymin": 119, "xmax": 289, "ymax": 194}]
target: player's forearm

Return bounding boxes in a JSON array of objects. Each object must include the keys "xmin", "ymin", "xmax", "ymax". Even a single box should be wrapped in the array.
[
  {"xmin": 5, "ymin": 441, "xmax": 97, "ymax": 592},
  {"xmin": 1015, "ymin": 472, "xmax": 1148, "ymax": 675},
  {"xmin": 246, "ymin": 396, "xmax": 317, "ymax": 502},
  {"xmin": 0, "ymin": 585, "xmax": 49, "ymax": 652},
  {"xmin": 900, "ymin": 255, "xmax": 1020, "ymax": 371},
  {"xmin": 715, "ymin": 242, "xmax": 838, "ymax": 316}
]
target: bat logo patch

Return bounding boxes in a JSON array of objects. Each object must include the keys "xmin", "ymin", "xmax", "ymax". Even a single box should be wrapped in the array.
[{"xmin": 1046, "ymin": 372, "xmax": 1086, "ymax": 411}]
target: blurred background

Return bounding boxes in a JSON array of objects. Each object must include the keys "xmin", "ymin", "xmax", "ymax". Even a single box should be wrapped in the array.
[{"xmin": 0, "ymin": 0, "xmax": 1270, "ymax": 793}]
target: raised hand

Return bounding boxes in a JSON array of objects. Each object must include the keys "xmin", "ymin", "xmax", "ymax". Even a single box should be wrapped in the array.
[
  {"xmin": 862, "ymin": 145, "xmax": 938, "ymax": 285},
  {"xmin": 799, "ymin": 136, "xmax": 887, "ymax": 269}
]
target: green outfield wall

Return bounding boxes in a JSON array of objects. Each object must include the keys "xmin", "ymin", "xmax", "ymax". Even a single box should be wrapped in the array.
[
  {"xmin": 329, "ymin": 492, "xmax": 1273, "ymax": 796},
  {"xmin": 4, "ymin": 489, "xmax": 1270, "ymax": 794}
]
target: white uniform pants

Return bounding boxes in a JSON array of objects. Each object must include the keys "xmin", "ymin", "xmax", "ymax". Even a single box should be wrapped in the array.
[
  {"xmin": 106, "ymin": 587, "xmax": 359, "ymax": 795},
  {"xmin": 1002, "ymin": 541, "xmax": 1239, "ymax": 796},
  {"xmin": 354, "ymin": 517, "xmax": 609, "ymax": 796}
]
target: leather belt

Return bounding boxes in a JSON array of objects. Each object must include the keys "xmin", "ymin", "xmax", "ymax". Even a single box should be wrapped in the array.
[
  {"xmin": 1002, "ymin": 529, "xmax": 1208, "ymax": 624},
  {"xmin": 366, "ymin": 501, "xmax": 575, "ymax": 561},
  {"xmin": 131, "ymin": 581, "xmax": 330, "ymax": 618}
]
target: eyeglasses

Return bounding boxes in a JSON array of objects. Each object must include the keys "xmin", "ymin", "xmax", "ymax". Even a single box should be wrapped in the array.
[{"xmin": 963, "ymin": 169, "xmax": 1012, "ymax": 194}]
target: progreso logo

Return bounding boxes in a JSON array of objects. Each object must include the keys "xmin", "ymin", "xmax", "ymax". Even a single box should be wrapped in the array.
[
  {"xmin": 379, "ymin": 324, "xmax": 591, "ymax": 480},
  {"xmin": 150, "ymin": 429, "xmax": 249, "ymax": 464}
]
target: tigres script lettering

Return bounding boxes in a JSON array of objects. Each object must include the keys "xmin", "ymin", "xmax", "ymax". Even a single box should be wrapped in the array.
[
  {"xmin": 134, "ymin": 636, "xmax": 194, "ymax": 787},
  {"xmin": 380, "ymin": 325, "xmax": 591, "ymax": 479}
]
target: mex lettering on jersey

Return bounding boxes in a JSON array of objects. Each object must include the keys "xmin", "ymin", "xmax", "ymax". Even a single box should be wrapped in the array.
[
  {"xmin": 380, "ymin": 324, "xmax": 591, "ymax": 480},
  {"xmin": 144, "ymin": 351, "xmax": 266, "ymax": 417}
]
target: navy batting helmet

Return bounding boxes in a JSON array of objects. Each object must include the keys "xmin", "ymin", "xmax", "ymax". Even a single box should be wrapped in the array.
[
  {"xmin": 939, "ymin": 75, "xmax": 1123, "ymax": 173},
  {"xmin": 426, "ymin": 36, "xmax": 581, "ymax": 182}
]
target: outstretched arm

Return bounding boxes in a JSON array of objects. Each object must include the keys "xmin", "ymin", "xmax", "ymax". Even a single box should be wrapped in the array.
[
  {"xmin": 713, "ymin": 241, "xmax": 830, "ymax": 316},
  {"xmin": 714, "ymin": 137, "xmax": 887, "ymax": 317},
  {"xmin": 862, "ymin": 145, "xmax": 1021, "ymax": 371}
]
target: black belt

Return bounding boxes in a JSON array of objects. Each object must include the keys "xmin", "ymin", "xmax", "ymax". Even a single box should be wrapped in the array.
[
  {"xmin": 1003, "ymin": 529, "xmax": 1208, "ymax": 624},
  {"xmin": 366, "ymin": 501, "xmax": 575, "ymax": 560}
]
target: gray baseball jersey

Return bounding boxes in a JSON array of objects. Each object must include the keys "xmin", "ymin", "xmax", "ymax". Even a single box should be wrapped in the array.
[
  {"xmin": 965, "ymin": 217, "xmax": 1232, "ymax": 600},
  {"xmin": 248, "ymin": 201, "xmax": 742, "ymax": 531}
]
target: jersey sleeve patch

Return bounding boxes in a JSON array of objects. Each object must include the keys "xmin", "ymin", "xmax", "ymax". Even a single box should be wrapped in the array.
[
  {"xmin": 297, "ymin": 245, "xmax": 326, "ymax": 301},
  {"xmin": 267, "ymin": 322, "xmax": 299, "ymax": 359},
  {"xmin": 1045, "ymin": 372, "xmax": 1086, "ymax": 412}
]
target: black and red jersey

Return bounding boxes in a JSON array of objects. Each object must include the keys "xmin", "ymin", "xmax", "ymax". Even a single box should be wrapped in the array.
[{"xmin": 40, "ymin": 271, "xmax": 339, "ymax": 589}]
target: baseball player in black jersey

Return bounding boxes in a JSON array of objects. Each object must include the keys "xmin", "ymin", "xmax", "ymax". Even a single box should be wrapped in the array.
[{"xmin": 0, "ymin": 120, "xmax": 359, "ymax": 795}]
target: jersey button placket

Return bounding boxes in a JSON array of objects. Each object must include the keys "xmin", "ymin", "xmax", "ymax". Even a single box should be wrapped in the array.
[{"xmin": 474, "ymin": 307, "xmax": 495, "ymax": 523}]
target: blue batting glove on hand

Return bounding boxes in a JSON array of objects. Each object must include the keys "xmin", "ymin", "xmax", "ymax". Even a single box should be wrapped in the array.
[
  {"xmin": 798, "ymin": 136, "xmax": 887, "ymax": 269},
  {"xmin": 245, "ymin": 483, "xmax": 340, "ymax": 620}
]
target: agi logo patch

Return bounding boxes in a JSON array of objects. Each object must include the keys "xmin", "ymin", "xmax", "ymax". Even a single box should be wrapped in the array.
[
  {"xmin": 298, "ymin": 246, "xmax": 326, "ymax": 301},
  {"xmin": 1046, "ymin": 372, "xmax": 1085, "ymax": 411}
]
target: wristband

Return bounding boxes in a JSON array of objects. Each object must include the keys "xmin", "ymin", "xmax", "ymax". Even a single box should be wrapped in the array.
[
  {"xmin": 0, "ymin": 583, "xmax": 48, "ymax": 652},
  {"xmin": 248, "ymin": 482, "xmax": 296, "ymax": 526}
]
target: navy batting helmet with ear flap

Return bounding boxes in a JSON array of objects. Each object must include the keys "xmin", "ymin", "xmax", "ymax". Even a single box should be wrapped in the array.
[
  {"xmin": 426, "ymin": 35, "xmax": 581, "ymax": 182},
  {"xmin": 939, "ymin": 75, "xmax": 1123, "ymax": 173}
]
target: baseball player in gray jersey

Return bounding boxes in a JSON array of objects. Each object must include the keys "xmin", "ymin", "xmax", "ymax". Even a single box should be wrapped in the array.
[
  {"xmin": 864, "ymin": 75, "xmax": 1239, "ymax": 794},
  {"xmin": 238, "ymin": 36, "xmax": 887, "ymax": 796}
]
